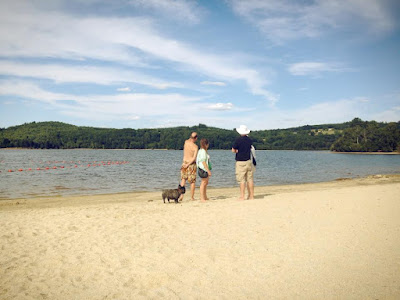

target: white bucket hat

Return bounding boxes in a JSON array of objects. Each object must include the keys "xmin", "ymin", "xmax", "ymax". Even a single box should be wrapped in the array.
[{"xmin": 236, "ymin": 124, "xmax": 250, "ymax": 135}]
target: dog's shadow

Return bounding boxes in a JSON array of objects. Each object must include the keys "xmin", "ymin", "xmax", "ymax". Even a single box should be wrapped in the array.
[{"xmin": 148, "ymin": 193, "xmax": 272, "ymax": 203}]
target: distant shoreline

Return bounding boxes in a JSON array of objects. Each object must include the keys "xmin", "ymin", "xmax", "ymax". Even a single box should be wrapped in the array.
[
  {"xmin": 332, "ymin": 151, "xmax": 400, "ymax": 155},
  {"xmin": 1, "ymin": 147, "xmax": 399, "ymax": 154},
  {"xmin": 0, "ymin": 148, "xmax": 171, "ymax": 151}
]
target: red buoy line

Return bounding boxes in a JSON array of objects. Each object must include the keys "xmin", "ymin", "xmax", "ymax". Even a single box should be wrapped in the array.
[{"xmin": 0, "ymin": 161, "xmax": 130, "ymax": 173}]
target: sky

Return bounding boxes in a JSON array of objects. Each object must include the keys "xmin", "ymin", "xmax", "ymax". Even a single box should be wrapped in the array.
[{"xmin": 0, "ymin": 0, "xmax": 399, "ymax": 130}]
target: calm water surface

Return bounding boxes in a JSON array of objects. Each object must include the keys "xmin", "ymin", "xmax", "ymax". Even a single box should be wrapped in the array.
[{"xmin": 0, "ymin": 149, "xmax": 399, "ymax": 199}]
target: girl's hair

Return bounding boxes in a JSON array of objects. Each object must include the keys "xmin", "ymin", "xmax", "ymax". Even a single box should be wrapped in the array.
[{"xmin": 200, "ymin": 138, "xmax": 209, "ymax": 149}]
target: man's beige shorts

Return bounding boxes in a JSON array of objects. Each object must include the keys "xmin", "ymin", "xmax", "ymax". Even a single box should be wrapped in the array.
[{"xmin": 235, "ymin": 160, "xmax": 255, "ymax": 183}]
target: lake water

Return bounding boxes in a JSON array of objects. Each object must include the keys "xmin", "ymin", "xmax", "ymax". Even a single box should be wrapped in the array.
[{"xmin": 0, "ymin": 149, "xmax": 399, "ymax": 199}]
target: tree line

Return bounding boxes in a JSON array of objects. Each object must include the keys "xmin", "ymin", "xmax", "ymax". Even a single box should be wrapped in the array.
[
  {"xmin": 0, "ymin": 118, "xmax": 399, "ymax": 152},
  {"xmin": 330, "ymin": 118, "xmax": 400, "ymax": 152}
]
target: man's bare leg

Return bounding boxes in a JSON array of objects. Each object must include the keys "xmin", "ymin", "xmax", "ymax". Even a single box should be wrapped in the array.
[
  {"xmin": 247, "ymin": 180, "xmax": 254, "ymax": 200},
  {"xmin": 239, "ymin": 182, "xmax": 246, "ymax": 200}
]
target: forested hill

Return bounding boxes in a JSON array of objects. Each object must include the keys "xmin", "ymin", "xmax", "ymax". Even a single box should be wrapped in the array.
[{"xmin": 0, "ymin": 118, "xmax": 399, "ymax": 152}]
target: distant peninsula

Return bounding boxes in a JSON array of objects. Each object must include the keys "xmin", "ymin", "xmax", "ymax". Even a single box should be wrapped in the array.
[{"xmin": 1, "ymin": 118, "xmax": 399, "ymax": 152}]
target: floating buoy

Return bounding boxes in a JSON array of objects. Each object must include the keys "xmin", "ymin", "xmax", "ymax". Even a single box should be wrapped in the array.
[
  {"xmin": 37, "ymin": 168, "xmax": 41, "ymax": 170},
  {"xmin": 18, "ymin": 169, "xmax": 23, "ymax": 172},
  {"xmin": 8, "ymin": 169, "xmax": 13, "ymax": 172}
]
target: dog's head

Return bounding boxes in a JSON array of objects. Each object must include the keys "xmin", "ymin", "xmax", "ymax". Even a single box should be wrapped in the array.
[{"xmin": 178, "ymin": 184, "xmax": 186, "ymax": 194}]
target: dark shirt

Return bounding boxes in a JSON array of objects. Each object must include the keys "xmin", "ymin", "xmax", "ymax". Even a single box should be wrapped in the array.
[{"xmin": 232, "ymin": 136, "xmax": 252, "ymax": 161}]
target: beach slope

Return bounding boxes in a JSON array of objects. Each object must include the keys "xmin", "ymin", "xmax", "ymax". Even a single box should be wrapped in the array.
[{"xmin": 1, "ymin": 175, "xmax": 400, "ymax": 299}]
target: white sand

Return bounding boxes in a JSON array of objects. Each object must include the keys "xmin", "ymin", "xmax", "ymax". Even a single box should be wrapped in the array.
[{"xmin": 1, "ymin": 175, "xmax": 400, "ymax": 299}]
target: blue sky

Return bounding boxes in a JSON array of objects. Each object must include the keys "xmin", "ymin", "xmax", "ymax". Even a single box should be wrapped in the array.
[{"xmin": 0, "ymin": 0, "xmax": 399, "ymax": 130}]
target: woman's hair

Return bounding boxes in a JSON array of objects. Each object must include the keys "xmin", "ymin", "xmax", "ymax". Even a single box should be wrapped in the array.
[{"xmin": 200, "ymin": 138, "xmax": 209, "ymax": 149}]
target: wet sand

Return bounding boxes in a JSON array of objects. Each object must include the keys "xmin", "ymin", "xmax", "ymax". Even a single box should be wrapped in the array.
[{"xmin": 1, "ymin": 175, "xmax": 400, "ymax": 299}]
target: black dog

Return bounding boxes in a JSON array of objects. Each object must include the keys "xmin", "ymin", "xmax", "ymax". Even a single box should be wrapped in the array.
[{"xmin": 162, "ymin": 185, "xmax": 186, "ymax": 203}]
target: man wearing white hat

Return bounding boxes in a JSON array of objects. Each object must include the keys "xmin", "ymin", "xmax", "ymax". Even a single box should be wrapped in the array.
[{"xmin": 232, "ymin": 125, "xmax": 255, "ymax": 200}]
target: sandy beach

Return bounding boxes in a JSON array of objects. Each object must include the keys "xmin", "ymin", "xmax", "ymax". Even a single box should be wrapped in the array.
[{"xmin": 1, "ymin": 175, "xmax": 400, "ymax": 299}]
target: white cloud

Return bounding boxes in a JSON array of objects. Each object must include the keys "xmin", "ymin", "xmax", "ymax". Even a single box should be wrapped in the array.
[
  {"xmin": 0, "ymin": 79, "xmax": 247, "ymax": 128},
  {"xmin": 0, "ymin": 1, "xmax": 277, "ymax": 104},
  {"xmin": 125, "ymin": 115, "xmax": 140, "ymax": 121},
  {"xmin": 228, "ymin": 0, "xmax": 397, "ymax": 43},
  {"xmin": 201, "ymin": 81, "xmax": 227, "ymax": 87},
  {"xmin": 373, "ymin": 106, "xmax": 400, "ymax": 122},
  {"xmin": 0, "ymin": 80, "xmax": 67, "ymax": 104},
  {"xmin": 292, "ymin": 98, "xmax": 369, "ymax": 124},
  {"xmin": 0, "ymin": 60, "xmax": 182, "ymax": 89},
  {"xmin": 207, "ymin": 103, "xmax": 234, "ymax": 111},
  {"xmin": 117, "ymin": 87, "xmax": 131, "ymax": 92},
  {"xmin": 356, "ymin": 97, "xmax": 369, "ymax": 103},
  {"xmin": 0, "ymin": 80, "xmax": 201, "ymax": 120},
  {"xmin": 241, "ymin": 97, "xmax": 380, "ymax": 130},
  {"xmin": 127, "ymin": 0, "xmax": 203, "ymax": 24},
  {"xmin": 1, "ymin": 78, "xmax": 397, "ymax": 129},
  {"xmin": 0, "ymin": 9, "xmax": 148, "ymax": 66},
  {"xmin": 288, "ymin": 62, "xmax": 348, "ymax": 76}
]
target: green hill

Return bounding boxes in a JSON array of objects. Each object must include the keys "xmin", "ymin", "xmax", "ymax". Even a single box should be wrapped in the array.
[{"xmin": 0, "ymin": 118, "xmax": 399, "ymax": 152}]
